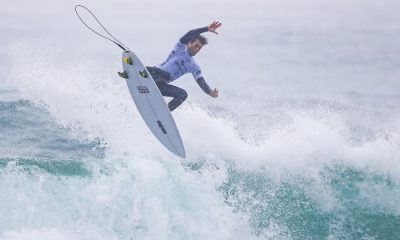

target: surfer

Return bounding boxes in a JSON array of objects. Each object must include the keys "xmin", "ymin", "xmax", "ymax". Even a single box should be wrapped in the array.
[{"xmin": 146, "ymin": 21, "xmax": 222, "ymax": 111}]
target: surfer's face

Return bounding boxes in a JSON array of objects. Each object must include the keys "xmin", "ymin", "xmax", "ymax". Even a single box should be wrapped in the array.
[{"xmin": 187, "ymin": 40, "xmax": 203, "ymax": 56}]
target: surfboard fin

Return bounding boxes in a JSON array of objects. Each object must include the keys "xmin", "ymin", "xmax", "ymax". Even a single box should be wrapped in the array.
[
  {"xmin": 139, "ymin": 70, "xmax": 149, "ymax": 78},
  {"xmin": 118, "ymin": 71, "xmax": 128, "ymax": 79},
  {"xmin": 123, "ymin": 57, "xmax": 133, "ymax": 65}
]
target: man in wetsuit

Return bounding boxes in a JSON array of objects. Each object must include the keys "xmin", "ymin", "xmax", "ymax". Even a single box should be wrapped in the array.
[{"xmin": 146, "ymin": 21, "xmax": 222, "ymax": 111}]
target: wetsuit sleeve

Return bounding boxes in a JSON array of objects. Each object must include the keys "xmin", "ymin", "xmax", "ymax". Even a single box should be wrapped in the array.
[
  {"xmin": 180, "ymin": 27, "xmax": 209, "ymax": 44},
  {"xmin": 196, "ymin": 77, "xmax": 212, "ymax": 95}
]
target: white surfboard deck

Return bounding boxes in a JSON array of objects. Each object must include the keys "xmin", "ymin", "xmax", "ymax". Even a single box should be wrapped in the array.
[{"xmin": 121, "ymin": 50, "xmax": 186, "ymax": 158}]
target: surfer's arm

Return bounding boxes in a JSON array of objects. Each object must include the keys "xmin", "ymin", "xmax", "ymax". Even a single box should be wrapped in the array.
[
  {"xmin": 196, "ymin": 77, "xmax": 218, "ymax": 97},
  {"xmin": 179, "ymin": 22, "xmax": 222, "ymax": 44},
  {"xmin": 196, "ymin": 77, "xmax": 211, "ymax": 94},
  {"xmin": 180, "ymin": 27, "xmax": 209, "ymax": 44}
]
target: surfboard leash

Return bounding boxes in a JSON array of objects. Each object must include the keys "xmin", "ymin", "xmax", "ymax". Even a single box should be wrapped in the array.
[{"xmin": 75, "ymin": 5, "xmax": 130, "ymax": 51}]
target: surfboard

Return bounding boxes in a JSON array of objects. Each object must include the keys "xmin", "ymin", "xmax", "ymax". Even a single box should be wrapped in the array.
[{"xmin": 120, "ymin": 50, "xmax": 186, "ymax": 158}]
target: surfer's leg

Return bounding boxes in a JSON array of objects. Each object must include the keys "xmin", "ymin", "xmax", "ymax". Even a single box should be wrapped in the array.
[
  {"xmin": 156, "ymin": 82, "xmax": 188, "ymax": 111},
  {"xmin": 146, "ymin": 66, "xmax": 171, "ymax": 82}
]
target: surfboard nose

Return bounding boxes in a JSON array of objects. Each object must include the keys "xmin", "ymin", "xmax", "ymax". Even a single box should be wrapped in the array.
[
  {"xmin": 176, "ymin": 148, "xmax": 186, "ymax": 159},
  {"xmin": 168, "ymin": 141, "xmax": 186, "ymax": 158},
  {"xmin": 169, "ymin": 139, "xmax": 186, "ymax": 158}
]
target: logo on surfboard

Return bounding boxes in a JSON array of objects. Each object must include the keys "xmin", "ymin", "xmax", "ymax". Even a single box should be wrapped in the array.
[
  {"xmin": 137, "ymin": 86, "xmax": 149, "ymax": 94},
  {"xmin": 157, "ymin": 120, "xmax": 167, "ymax": 134}
]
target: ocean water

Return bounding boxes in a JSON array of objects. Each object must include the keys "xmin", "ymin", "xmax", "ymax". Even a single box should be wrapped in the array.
[{"xmin": 1, "ymin": 0, "xmax": 400, "ymax": 239}]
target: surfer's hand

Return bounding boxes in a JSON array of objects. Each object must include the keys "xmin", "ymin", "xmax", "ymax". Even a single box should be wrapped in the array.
[
  {"xmin": 210, "ymin": 88, "xmax": 219, "ymax": 98},
  {"xmin": 208, "ymin": 21, "xmax": 222, "ymax": 34}
]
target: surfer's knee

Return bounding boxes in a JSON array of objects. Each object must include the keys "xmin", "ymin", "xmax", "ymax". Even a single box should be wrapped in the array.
[
  {"xmin": 168, "ymin": 89, "xmax": 187, "ymax": 111},
  {"xmin": 180, "ymin": 90, "xmax": 188, "ymax": 101}
]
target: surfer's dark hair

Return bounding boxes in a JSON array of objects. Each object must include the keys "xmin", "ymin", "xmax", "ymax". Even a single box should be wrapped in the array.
[{"xmin": 189, "ymin": 35, "xmax": 208, "ymax": 45}]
